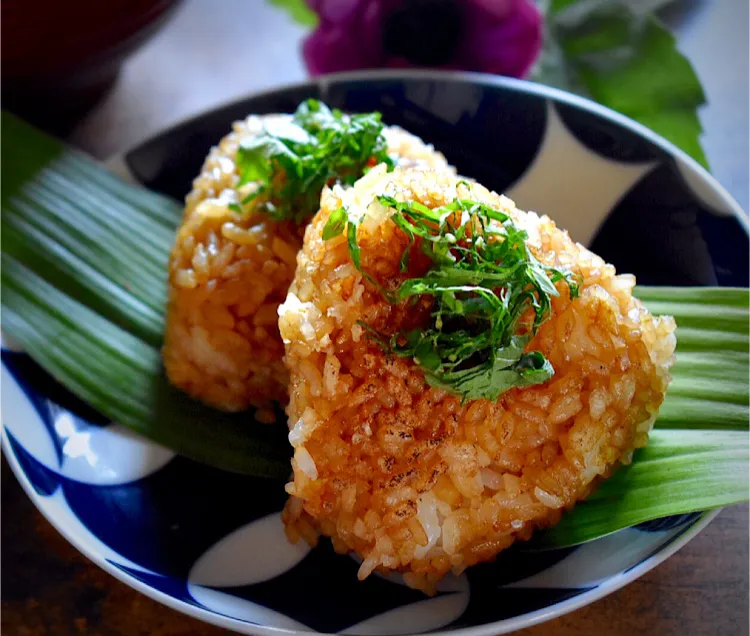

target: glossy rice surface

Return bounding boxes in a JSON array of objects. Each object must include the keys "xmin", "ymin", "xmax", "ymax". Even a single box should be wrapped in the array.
[
  {"xmin": 279, "ymin": 167, "xmax": 676, "ymax": 592},
  {"xmin": 163, "ymin": 115, "xmax": 451, "ymax": 415}
]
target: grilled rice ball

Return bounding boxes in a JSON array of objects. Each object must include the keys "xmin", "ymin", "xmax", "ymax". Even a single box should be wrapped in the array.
[
  {"xmin": 163, "ymin": 114, "xmax": 452, "ymax": 416},
  {"xmin": 279, "ymin": 166, "xmax": 676, "ymax": 593}
]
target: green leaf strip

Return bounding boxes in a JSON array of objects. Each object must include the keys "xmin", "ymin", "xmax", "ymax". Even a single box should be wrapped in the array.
[
  {"xmin": 535, "ymin": 430, "xmax": 749, "ymax": 547},
  {"xmin": 2, "ymin": 255, "xmax": 291, "ymax": 479}
]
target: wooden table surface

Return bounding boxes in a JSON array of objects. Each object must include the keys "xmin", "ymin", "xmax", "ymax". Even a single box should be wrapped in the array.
[{"xmin": 3, "ymin": 1, "xmax": 748, "ymax": 634}]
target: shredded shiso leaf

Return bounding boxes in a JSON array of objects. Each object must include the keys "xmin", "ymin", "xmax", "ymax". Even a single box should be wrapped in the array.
[
  {"xmin": 324, "ymin": 194, "xmax": 580, "ymax": 401},
  {"xmin": 1, "ymin": 111, "xmax": 748, "ymax": 544},
  {"xmin": 236, "ymin": 99, "xmax": 393, "ymax": 224}
]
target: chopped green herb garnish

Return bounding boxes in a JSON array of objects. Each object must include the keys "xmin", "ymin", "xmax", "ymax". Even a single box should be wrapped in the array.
[
  {"xmin": 329, "ymin": 195, "xmax": 580, "ymax": 401},
  {"xmin": 236, "ymin": 99, "xmax": 394, "ymax": 224},
  {"xmin": 322, "ymin": 206, "xmax": 348, "ymax": 240}
]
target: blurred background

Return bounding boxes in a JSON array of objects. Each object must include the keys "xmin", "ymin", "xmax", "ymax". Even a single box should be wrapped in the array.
[{"xmin": 2, "ymin": 0, "xmax": 748, "ymax": 210}]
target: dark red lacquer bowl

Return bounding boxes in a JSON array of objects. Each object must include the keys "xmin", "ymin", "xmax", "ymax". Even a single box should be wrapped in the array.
[{"xmin": 3, "ymin": 0, "xmax": 181, "ymax": 134}]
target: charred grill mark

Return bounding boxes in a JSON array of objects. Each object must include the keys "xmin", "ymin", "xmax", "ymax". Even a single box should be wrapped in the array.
[
  {"xmin": 386, "ymin": 467, "xmax": 417, "ymax": 489},
  {"xmin": 383, "ymin": 498, "xmax": 418, "ymax": 527},
  {"xmin": 387, "ymin": 473, "xmax": 405, "ymax": 488},
  {"xmin": 378, "ymin": 455, "xmax": 396, "ymax": 473},
  {"xmin": 419, "ymin": 462, "xmax": 447, "ymax": 493},
  {"xmin": 396, "ymin": 499, "xmax": 417, "ymax": 518}
]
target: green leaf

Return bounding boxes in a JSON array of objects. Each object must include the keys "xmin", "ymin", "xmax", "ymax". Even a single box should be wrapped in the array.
[
  {"xmin": 322, "ymin": 206, "xmax": 347, "ymax": 240},
  {"xmin": 344, "ymin": 196, "xmax": 578, "ymax": 401},
  {"xmin": 533, "ymin": 1, "xmax": 708, "ymax": 168},
  {"xmin": 535, "ymin": 286, "xmax": 750, "ymax": 547},
  {"xmin": 413, "ymin": 337, "xmax": 442, "ymax": 371},
  {"xmin": 267, "ymin": 0, "xmax": 318, "ymax": 27},
  {"xmin": 235, "ymin": 99, "xmax": 393, "ymax": 223},
  {"xmin": 237, "ymin": 135, "xmax": 291, "ymax": 186},
  {"xmin": 534, "ymin": 429, "xmax": 749, "ymax": 547},
  {"xmin": 346, "ymin": 220, "xmax": 362, "ymax": 270},
  {"xmin": 1, "ymin": 112, "xmax": 174, "ymax": 347},
  {"xmin": 2, "ymin": 256, "xmax": 291, "ymax": 478},
  {"xmin": 426, "ymin": 348, "xmax": 555, "ymax": 401}
]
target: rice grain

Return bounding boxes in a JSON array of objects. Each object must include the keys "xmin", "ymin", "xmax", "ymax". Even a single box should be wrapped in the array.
[
  {"xmin": 163, "ymin": 115, "xmax": 452, "ymax": 412},
  {"xmin": 279, "ymin": 167, "xmax": 676, "ymax": 593}
]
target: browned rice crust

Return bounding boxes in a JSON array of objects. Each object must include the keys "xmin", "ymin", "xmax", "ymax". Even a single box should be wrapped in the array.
[
  {"xmin": 163, "ymin": 115, "xmax": 452, "ymax": 416},
  {"xmin": 279, "ymin": 166, "xmax": 676, "ymax": 593}
]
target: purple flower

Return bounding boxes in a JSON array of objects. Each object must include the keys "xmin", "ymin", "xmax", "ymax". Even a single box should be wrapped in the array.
[{"xmin": 303, "ymin": 0, "xmax": 543, "ymax": 79}]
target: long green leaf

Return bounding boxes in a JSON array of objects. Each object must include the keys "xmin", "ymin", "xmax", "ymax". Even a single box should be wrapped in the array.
[
  {"xmin": 534, "ymin": 287, "xmax": 749, "ymax": 546},
  {"xmin": 1, "ymin": 255, "xmax": 291, "ymax": 478},
  {"xmin": 1, "ymin": 112, "xmax": 290, "ymax": 478},
  {"xmin": 2, "ymin": 112, "xmax": 173, "ymax": 346},
  {"xmin": 1, "ymin": 113, "xmax": 747, "ymax": 548},
  {"xmin": 641, "ymin": 286, "xmax": 750, "ymax": 427},
  {"xmin": 535, "ymin": 430, "xmax": 749, "ymax": 547}
]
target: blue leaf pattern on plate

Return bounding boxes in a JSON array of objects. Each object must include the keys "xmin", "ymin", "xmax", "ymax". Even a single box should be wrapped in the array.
[
  {"xmin": 109, "ymin": 562, "xmax": 204, "ymax": 607},
  {"xmin": 199, "ymin": 539, "xmax": 453, "ymax": 633},
  {"xmin": 59, "ymin": 457, "xmax": 287, "ymax": 579},
  {"xmin": 187, "ymin": 587, "xmax": 308, "ymax": 630},
  {"xmin": 6, "ymin": 431, "xmax": 61, "ymax": 497}
]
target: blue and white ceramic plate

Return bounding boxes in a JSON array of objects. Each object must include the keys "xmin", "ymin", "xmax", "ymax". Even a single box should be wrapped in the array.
[{"xmin": 3, "ymin": 71, "xmax": 748, "ymax": 635}]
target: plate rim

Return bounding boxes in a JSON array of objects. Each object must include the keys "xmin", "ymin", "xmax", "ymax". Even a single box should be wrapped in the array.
[{"xmin": 4, "ymin": 68, "xmax": 744, "ymax": 635}]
